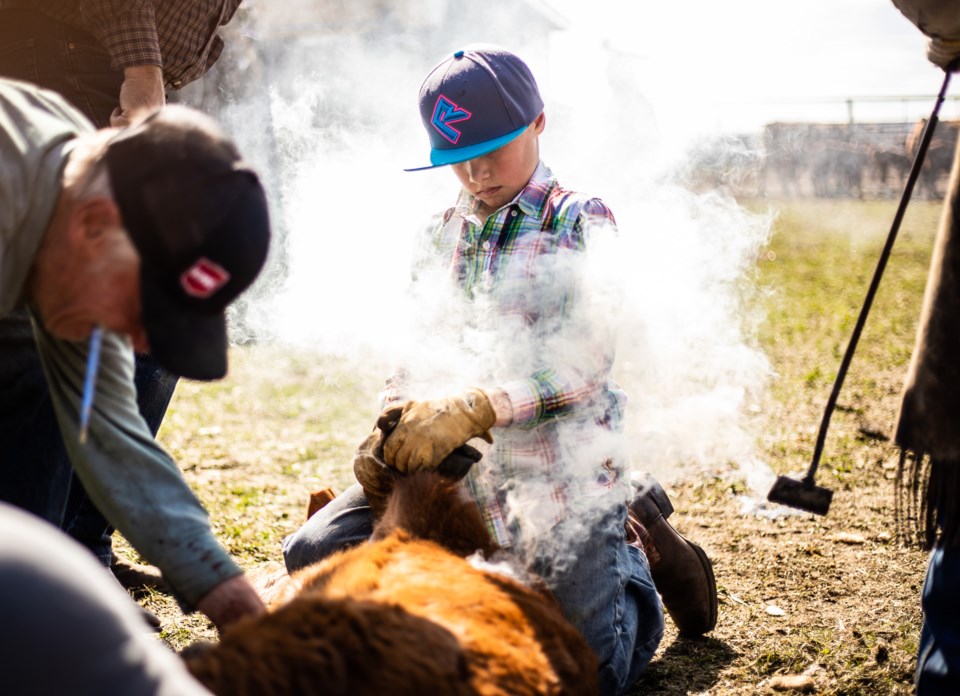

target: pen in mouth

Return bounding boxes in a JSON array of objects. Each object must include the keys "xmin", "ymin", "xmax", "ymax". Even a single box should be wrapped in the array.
[{"xmin": 79, "ymin": 325, "xmax": 103, "ymax": 444}]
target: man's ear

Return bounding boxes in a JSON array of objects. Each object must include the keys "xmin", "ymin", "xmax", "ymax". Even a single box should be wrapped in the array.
[{"xmin": 66, "ymin": 197, "xmax": 123, "ymax": 245}]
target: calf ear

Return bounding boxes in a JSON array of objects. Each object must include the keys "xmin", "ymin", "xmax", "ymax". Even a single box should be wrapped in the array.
[
  {"xmin": 376, "ymin": 406, "xmax": 403, "ymax": 439},
  {"xmin": 435, "ymin": 443, "xmax": 482, "ymax": 480},
  {"xmin": 306, "ymin": 487, "xmax": 337, "ymax": 520}
]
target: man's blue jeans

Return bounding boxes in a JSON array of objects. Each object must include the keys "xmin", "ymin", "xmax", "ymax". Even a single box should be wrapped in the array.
[
  {"xmin": 0, "ymin": 8, "xmax": 179, "ymax": 565},
  {"xmin": 283, "ymin": 482, "xmax": 664, "ymax": 696},
  {"xmin": 917, "ymin": 547, "xmax": 960, "ymax": 694},
  {"xmin": 0, "ymin": 312, "xmax": 178, "ymax": 564}
]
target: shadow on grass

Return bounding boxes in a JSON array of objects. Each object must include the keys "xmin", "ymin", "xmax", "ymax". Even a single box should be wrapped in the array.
[{"xmin": 628, "ymin": 636, "xmax": 738, "ymax": 695}]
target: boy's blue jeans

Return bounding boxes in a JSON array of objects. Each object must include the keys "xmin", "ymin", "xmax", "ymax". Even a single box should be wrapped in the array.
[
  {"xmin": 916, "ymin": 547, "xmax": 960, "ymax": 694},
  {"xmin": 0, "ymin": 8, "xmax": 178, "ymax": 564},
  {"xmin": 283, "ymin": 482, "xmax": 664, "ymax": 696}
]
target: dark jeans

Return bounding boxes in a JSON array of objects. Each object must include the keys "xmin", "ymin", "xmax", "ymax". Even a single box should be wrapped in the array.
[
  {"xmin": 917, "ymin": 548, "xmax": 960, "ymax": 694},
  {"xmin": 0, "ymin": 8, "xmax": 124, "ymax": 129},
  {"xmin": 0, "ymin": 8, "xmax": 179, "ymax": 566}
]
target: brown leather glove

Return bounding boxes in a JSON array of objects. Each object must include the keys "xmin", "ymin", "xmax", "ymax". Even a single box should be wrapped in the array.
[
  {"xmin": 354, "ymin": 409, "xmax": 486, "ymax": 518},
  {"xmin": 382, "ymin": 387, "xmax": 495, "ymax": 472},
  {"xmin": 353, "ymin": 427, "xmax": 395, "ymax": 519},
  {"xmin": 891, "ymin": 0, "xmax": 960, "ymax": 70}
]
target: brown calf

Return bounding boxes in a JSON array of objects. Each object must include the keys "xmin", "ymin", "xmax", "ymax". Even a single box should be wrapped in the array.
[{"xmin": 183, "ymin": 471, "xmax": 599, "ymax": 696}]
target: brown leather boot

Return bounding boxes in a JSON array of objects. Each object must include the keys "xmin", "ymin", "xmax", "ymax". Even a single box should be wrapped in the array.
[
  {"xmin": 627, "ymin": 473, "xmax": 717, "ymax": 637},
  {"xmin": 110, "ymin": 553, "xmax": 170, "ymax": 596}
]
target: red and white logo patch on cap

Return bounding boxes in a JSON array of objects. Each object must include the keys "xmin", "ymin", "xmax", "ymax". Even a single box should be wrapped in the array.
[{"xmin": 180, "ymin": 257, "xmax": 231, "ymax": 299}]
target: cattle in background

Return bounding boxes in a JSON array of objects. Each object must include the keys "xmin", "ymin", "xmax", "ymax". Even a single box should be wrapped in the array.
[
  {"xmin": 810, "ymin": 139, "xmax": 871, "ymax": 199},
  {"xmin": 719, "ymin": 120, "xmax": 960, "ymax": 200},
  {"xmin": 182, "ymin": 470, "xmax": 599, "ymax": 696},
  {"xmin": 758, "ymin": 122, "xmax": 808, "ymax": 197},
  {"xmin": 906, "ymin": 118, "xmax": 959, "ymax": 199},
  {"xmin": 871, "ymin": 145, "xmax": 912, "ymax": 197},
  {"xmin": 678, "ymin": 133, "xmax": 764, "ymax": 195}
]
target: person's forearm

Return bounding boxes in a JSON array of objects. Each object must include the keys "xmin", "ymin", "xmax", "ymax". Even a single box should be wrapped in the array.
[
  {"xmin": 65, "ymin": 436, "xmax": 243, "ymax": 608},
  {"xmin": 113, "ymin": 65, "xmax": 165, "ymax": 126},
  {"xmin": 33, "ymin": 324, "xmax": 242, "ymax": 607},
  {"xmin": 496, "ymin": 368, "xmax": 605, "ymax": 426},
  {"xmin": 197, "ymin": 575, "xmax": 266, "ymax": 632},
  {"xmin": 68, "ymin": 3, "xmax": 165, "ymax": 125},
  {"xmin": 488, "ymin": 387, "xmax": 514, "ymax": 427}
]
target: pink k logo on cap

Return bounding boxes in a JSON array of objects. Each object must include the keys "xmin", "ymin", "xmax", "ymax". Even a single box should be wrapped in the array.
[
  {"xmin": 431, "ymin": 95, "xmax": 472, "ymax": 144},
  {"xmin": 180, "ymin": 257, "xmax": 231, "ymax": 298}
]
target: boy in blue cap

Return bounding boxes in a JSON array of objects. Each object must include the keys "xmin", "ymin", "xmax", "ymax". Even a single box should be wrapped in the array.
[{"xmin": 284, "ymin": 45, "xmax": 717, "ymax": 695}]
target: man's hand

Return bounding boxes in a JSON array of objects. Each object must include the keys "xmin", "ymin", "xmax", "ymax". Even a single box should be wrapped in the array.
[
  {"xmin": 383, "ymin": 387, "xmax": 495, "ymax": 472},
  {"xmin": 111, "ymin": 65, "xmax": 165, "ymax": 127},
  {"xmin": 195, "ymin": 575, "xmax": 266, "ymax": 632},
  {"xmin": 891, "ymin": 0, "xmax": 960, "ymax": 70}
]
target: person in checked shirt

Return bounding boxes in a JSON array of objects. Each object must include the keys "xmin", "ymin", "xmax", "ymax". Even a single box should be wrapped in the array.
[
  {"xmin": 0, "ymin": 0, "xmax": 242, "ymax": 127},
  {"xmin": 283, "ymin": 45, "xmax": 718, "ymax": 696}
]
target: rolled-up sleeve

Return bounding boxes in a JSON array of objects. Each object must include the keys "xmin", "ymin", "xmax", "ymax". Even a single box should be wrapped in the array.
[
  {"xmin": 77, "ymin": 1, "xmax": 162, "ymax": 70},
  {"xmin": 495, "ymin": 199, "xmax": 622, "ymax": 428}
]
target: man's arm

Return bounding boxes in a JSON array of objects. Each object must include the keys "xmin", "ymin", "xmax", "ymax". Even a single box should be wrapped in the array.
[
  {"xmin": 31, "ymin": 317, "xmax": 263, "ymax": 625},
  {"xmin": 490, "ymin": 199, "xmax": 623, "ymax": 428},
  {"xmin": 64, "ymin": 1, "xmax": 166, "ymax": 125},
  {"xmin": 113, "ymin": 65, "xmax": 165, "ymax": 127},
  {"xmin": 891, "ymin": 0, "xmax": 960, "ymax": 69}
]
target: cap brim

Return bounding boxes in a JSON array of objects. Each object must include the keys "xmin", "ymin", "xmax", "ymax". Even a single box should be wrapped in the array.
[
  {"xmin": 404, "ymin": 124, "xmax": 528, "ymax": 172},
  {"xmin": 140, "ymin": 272, "xmax": 229, "ymax": 381}
]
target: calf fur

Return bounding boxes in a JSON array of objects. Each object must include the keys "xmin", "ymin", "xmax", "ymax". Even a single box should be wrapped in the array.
[{"xmin": 183, "ymin": 472, "xmax": 598, "ymax": 695}]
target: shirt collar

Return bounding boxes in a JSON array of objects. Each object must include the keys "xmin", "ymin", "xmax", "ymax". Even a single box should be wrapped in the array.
[{"xmin": 454, "ymin": 161, "xmax": 556, "ymax": 222}]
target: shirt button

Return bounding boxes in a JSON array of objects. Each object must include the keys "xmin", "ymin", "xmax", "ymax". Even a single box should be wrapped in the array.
[
  {"xmin": 511, "ymin": 209, "xmax": 518, "ymax": 217},
  {"xmin": 482, "ymin": 241, "xmax": 491, "ymax": 250},
  {"xmin": 172, "ymin": 79, "xmax": 183, "ymax": 88},
  {"xmin": 67, "ymin": 42, "xmax": 76, "ymax": 50}
]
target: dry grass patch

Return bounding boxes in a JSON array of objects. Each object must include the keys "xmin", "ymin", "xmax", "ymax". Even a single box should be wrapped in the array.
[{"xmin": 121, "ymin": 197, "xmax": 942, "ymax": 695}]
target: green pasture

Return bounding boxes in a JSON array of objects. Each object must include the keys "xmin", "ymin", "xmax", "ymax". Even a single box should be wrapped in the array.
[{"xmin": 138, "ymin": 196, "xmax": 942, "ymax": 694}]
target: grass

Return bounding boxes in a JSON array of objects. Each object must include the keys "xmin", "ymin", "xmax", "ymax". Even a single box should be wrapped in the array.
[
  {"xmin": 630, "ymin": 197, "xmax": 938, "ymax": 695},
  {"xmin": 129, "ymin": 196, "xmax": 943, "ymax": 693}
]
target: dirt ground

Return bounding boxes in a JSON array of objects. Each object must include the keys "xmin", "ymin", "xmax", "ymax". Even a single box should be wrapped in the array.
[
  {"xmin": 628, "ymin": 198, "xmax": 938, "ymax": 695},
  {"xmin": 632, "ymin": 420, "xmax": 929, "ymax": 695},
  {"xmin": 127, "ymin": 197, "xmax": 941, "ymax": 694}
]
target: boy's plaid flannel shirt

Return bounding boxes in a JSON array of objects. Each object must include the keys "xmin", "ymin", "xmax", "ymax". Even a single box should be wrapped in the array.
[{"xmin": 382, "ymin": 162, "xmax": 628, "ymax": 547}]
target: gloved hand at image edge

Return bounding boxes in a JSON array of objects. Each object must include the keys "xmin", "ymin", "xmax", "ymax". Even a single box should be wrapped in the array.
[
  {"xmin": 382, "ymin": 387, "xmax": 496, "ymax": 473},
  {"xmin": 891, "ymin": 0, "xmax": 960, "ymax": 70},
  {"xmin": 929, "ymin": 41, "xmax": 960, "ymax": 72}
]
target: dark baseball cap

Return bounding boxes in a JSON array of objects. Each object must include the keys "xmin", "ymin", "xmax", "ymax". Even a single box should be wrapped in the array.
[
  {"xmin": 103, "ymin": 106, "xmax": 271, "ymax": 381},
  {"xmin": 406, "ymin": 45, "xmax": 544, "ymax": 171}
]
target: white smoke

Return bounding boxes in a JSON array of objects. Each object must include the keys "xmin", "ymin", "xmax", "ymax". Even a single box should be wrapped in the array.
[{"xmin": 180, "ymin": 1, "xmax": 775, "ymax": 544}]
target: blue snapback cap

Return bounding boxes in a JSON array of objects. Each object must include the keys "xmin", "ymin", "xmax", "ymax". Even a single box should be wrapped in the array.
[{"xmin": 405, "ymin": 45, "xmax": 544, "ymax": 172}]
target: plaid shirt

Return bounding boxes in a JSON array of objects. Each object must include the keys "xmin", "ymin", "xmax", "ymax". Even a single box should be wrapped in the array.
[
  {"xmin": 34, "ymin": 0, "xmax": 241, "ymax": 88},
  {"xmin": 384, "ymin": 162, "xmax": 628, "ymax": 546}
]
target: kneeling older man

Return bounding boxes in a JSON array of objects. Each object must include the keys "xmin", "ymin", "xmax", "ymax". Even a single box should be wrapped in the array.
[{"xmin": 0, "ymin": 76, "xmax": 271, "ymax": 629}]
